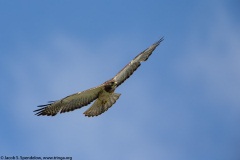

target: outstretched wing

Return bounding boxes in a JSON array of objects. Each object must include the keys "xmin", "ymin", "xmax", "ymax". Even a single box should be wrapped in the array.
[
  {"xmin": 34, "ymin": 86, "xmax": 103, "ymax": 116},
  {"xmin": 113, "ymin": 37, "xmax": 164, "ymax": 87}
]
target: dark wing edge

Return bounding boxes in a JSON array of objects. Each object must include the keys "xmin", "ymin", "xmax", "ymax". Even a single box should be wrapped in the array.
[
  {"xmin": 34, "ymin": 85, "xmax": 103, "ymax": 116},
  {"xmin": 113, "ymin": 37, "xmax": 164, "ymax": 87},
  {"xmin": 34, "ymin": 101, "xmax": 61, "ymax": 116}
]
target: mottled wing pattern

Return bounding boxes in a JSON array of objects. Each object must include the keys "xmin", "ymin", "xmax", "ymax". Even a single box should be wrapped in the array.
[
  {"xmin": 34, "ymin": 86, "xmax": 103, "ymax": 116},
  {"xmin": 84, "ymin": 92, "xmax": 121, "ymax": 117},
  {"xmin": 113, "ymin": 37, "xmax": 164, "ymax": 87},
  {"xmin": 34, "ymin": 37, "xmax": 164, "ymax": 117}
]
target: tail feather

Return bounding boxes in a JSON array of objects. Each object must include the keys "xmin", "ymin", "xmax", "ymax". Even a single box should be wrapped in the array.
[{"xmin": 84, "ymin": 92, "xmax": 121, "ymax": 117}]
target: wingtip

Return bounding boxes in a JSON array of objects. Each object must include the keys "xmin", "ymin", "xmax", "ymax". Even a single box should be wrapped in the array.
[
  {"xmin": 34, "ymin": 102, "xmax": 57, "ymax": 116},
  {"xmin": 34, "ymin": 109, "xmax": 57, "ymax": 116},
  {"xmin": 160, "ymin": 36, "xmax": 164, "ymax": 41},
  {"xmin": 156, "ymin": 36, "xmax": 164, "ymax": 44},
  {"xmin": 33, "ymin": 107, "xmax": 45, "ymax": 116}
]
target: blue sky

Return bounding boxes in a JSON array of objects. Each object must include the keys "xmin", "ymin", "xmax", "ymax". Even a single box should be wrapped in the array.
[{"xmin": 0, "ymin": 0, "xmax": 240, "ymax": 159}]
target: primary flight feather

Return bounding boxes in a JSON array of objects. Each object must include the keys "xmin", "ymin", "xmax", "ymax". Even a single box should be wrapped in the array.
[{"xmin": 34, "ymin": 37, "xmax": 164, "ymax": 117}]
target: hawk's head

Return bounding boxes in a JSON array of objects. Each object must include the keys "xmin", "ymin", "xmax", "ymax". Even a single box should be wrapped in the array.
[{"xmin": 103, "ymin": 80, "xmax": 117, "ymax": 93}]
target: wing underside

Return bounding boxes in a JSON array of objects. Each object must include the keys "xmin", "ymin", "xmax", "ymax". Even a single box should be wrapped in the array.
[
  {"xmin": 113, "ymin": 37, "xmax": 164, "ymax": 87},
  {"xmin": 34, "ymin": 86, "xmax": 103, "ymax": 116}
]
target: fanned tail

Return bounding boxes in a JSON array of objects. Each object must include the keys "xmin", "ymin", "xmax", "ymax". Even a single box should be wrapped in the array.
[{"xmin": 84, "ymin": 93, "xmax": 121, "ymax": 117}]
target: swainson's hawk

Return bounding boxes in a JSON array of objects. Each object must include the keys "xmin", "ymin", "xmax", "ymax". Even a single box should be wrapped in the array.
[{"xmin": 34, "ymin": 37, "xmax": 164, "ymax": 117}]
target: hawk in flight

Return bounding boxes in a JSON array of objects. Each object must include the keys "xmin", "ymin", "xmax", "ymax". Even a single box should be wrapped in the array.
[{"xmin": 34, "ymin": 37, "xmax": 164, "ymax": 117}]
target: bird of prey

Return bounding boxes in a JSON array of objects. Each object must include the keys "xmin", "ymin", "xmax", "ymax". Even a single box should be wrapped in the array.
[{"xmin": 34, "ymin": 37, "xmax": 164, "ymax": 117}]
